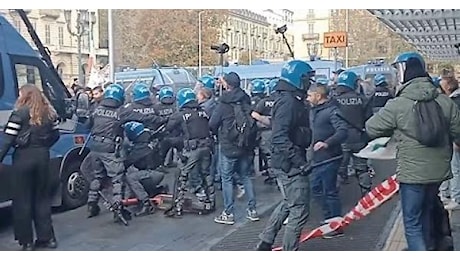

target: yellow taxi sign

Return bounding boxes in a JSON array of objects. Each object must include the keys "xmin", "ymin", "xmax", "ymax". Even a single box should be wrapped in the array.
[{"xmin": 323, "ymin": 31, "xmax": 348, "ymax": 48}]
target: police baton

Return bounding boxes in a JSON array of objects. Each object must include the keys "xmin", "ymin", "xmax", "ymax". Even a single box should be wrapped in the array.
[{"xmin": 288, "ymin": 155, "xmax": 344, "ymax": 178}]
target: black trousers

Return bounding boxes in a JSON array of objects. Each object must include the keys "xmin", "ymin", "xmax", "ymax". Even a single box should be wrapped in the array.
[{"xmin": 12, "ymin": 147, "xmax": 55, "ymax": 245}]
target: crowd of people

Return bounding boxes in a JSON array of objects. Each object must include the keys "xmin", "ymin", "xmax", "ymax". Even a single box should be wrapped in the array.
[{"xmin": 1, "ymin": 51, "xmax": 459, "ymax": 251}]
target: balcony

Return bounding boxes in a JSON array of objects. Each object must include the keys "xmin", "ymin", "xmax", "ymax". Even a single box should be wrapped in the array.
[
  {"xmin": 39, "ymin": 9, "xmax": 61, "ymax": 19},
  {"xmin": 302, "ymin": 33, "xmax": 320, "ymax": 41}
]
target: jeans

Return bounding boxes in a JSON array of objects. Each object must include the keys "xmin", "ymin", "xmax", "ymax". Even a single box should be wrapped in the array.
[
  {"xmin": 220, "ymin": 154, "xmax": 256, "ymax": 214},
  {"xmin": 310, "ymin": 160, "xmax": 342, "ymax": 220},
  {"xmin": 400, "ymin": 182, "xmax": 440, "ymax": 251},
  {"xmin": 259, "ymin": 169, "xmax": 310, "ymax": 251}
]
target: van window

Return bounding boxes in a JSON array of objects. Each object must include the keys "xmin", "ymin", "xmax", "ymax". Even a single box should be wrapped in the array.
[{"xmin": 14, "ymin": 64, "xmax": 43, "ymax": 92}]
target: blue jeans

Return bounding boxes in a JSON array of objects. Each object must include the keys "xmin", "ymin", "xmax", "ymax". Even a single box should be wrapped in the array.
[
  {"xmin": 310, "ymin": 160, "xmax": 342, "ymax": 220},
  {"xmin": 400, "ymin": 182, "xmax": 440, "ymax": 251},
  {"xmin": 220, "ymin": 154, "xmax": 256, "ymax": 214}
]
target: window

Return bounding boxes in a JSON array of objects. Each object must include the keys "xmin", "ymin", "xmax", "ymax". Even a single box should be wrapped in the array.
[
  {"xmin": 58, "ymin": 26, "xmax": 64, "ymax": 46},
  {"xmin": 308, "ymin": 23, "xmax": 314, "ymax": 34},
  {"xmin": 45, "ymin": 24, "xmax": 51, "ymax": 44},
  {"xmin": 15, "ymin": 64, "xmax": 43, "ymax": 92}
]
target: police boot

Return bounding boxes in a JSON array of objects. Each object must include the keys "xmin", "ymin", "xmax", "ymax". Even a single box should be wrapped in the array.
[
  {"xmin": 255, "ymin": 241, "xmax": 272, "ymax": 251},
  {"xmin": 87, "ymin": 202, "xmax": 100, "ymax": 218},
  {"xmin": 135, "ymin": 199, "xmax": 156, "ymax": 217}
]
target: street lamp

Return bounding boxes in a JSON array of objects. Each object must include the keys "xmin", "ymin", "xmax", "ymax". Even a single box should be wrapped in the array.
[
  {"xmin": 64, "ymin": 9, "xmax": 95, "ymax": 87},
  {"xmin": 198, "ymin": 11, "xmax": 205, "ymax": 78}
]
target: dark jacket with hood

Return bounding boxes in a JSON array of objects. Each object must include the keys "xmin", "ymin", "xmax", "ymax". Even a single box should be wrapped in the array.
[
  {"xmin": 209, "ymin": 86, "xmax": 252, "ymax": 158},
  {"xmin": 310, "ymin": 99, "xmax": 348, "ymax": 163},
  {"xmin": 270, "ymin": 80, "xmax": 312, "ymax": 172}
]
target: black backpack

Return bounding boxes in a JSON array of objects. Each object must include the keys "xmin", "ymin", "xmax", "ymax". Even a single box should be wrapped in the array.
[
  {"xmin": 411, "ymin": 99, "xmax": 449, "ymax": 147},
  {"xmin": 227, "ymin": 102, "xmax": 258, "ymax": 149}
]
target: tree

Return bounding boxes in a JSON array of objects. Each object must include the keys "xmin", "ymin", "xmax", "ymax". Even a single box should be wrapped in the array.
[
  {"xmin": 113, "ymin": 9, "xmax": 227, "ymax": 68},
  {"xmin": 329, "ymin": 10, "xmax": 415, "ymax": 66}
]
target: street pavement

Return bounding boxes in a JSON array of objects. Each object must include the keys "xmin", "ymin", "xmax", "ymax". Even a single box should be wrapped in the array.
[{"xmin": 1, "ymin": 159, "xmax": 457, "ymax": 251}]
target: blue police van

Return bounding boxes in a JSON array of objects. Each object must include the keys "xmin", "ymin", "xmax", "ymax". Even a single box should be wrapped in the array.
[
  {"xmin": 345, "ymin": 60, "xmax": 396, "ymax": 86},
  {"xmin": 213, "ymin": 59, "xmax": 343, "ymax": 93},
  {"xmin": 114, "ymin": 66, "xmax": 197, "ymax": 96},
  {"xmin": 0, "ymin": 14, "xmax": 91, "ymax": 209}
]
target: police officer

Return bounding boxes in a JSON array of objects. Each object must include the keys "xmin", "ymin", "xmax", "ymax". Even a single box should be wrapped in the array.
[
  {"xmin": 196, "ymin": 76, "xmax": 220, "ymax": 191},
  {"xmin": 371, "ymin": 74, "xmax": 393, "ymax": 113},
  {"xmin": 247, "ymin": 79, "xmax": 266, "ymax": 178},
  {"xmin": 164, "ymin": 88, "xmax": 215, "ymax": 216},
  {"xmin": 155, "ymin": 86, "xmax": 179, "ymax": 168},
  {"xmin": 83, "ymin": 83, "xmax": 130, "ymax": 223},
  {"xmin": 251, "ymin": 79, "xmax": 277, "ymax": 184},
  {"xmin": 334, "ymin": 71, "xmax": 373, "ymax": 194},
  {"xmin": 119, "ymin": 83, "xmax": 166, "ymax": 131},
  {"xmin": 256, "ymin": 60, "xmax": 313, "ymax": 251},
  {"xmin": 250, "ymin": 79, "xmax": 266, "ymax": 109},
  {"xmin": 123, "ymin": 121, "xmax": 167, "ymax": 217}
]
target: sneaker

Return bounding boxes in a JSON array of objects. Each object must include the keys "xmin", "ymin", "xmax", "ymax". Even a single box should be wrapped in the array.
[
  {"xmin": 445, "ymin": 200, "xmax": 460, "ymax": 210},
  {"xmin": 283, "ymin": 217, "xmax": 289, "ymax": 225},
  {"xmin": 214, "ymin": 211, "xmax": 235, "ymax": 225},
  {"xmin": 236, "ymin": 185, "xmax": 245, "ymax": 199},
  {"xmin": 322, "ymin": 229, "xmax": 345, "ymax": 239},
  {"xmin": 246, "ymin": 209, "xmax": 260, "ymax": 221}
]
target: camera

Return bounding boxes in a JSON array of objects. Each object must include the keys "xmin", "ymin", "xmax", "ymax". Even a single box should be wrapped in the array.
[
  {"xmin": 275, "ymin": 24, "xmax": 287, "ymax": 34},
  {"xmin": 210, "ymin": 43, "xmax": 230, "ymax": 54}
]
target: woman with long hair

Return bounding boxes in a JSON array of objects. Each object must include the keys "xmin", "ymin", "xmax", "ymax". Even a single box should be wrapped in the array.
[{"xmin": 0, "ymin": 84, "xmax": 60, "ymax": 250}]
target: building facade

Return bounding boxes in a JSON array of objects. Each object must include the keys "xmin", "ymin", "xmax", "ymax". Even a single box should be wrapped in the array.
[
  {"xmin": 292, "ymin": 9, "xmax": 333, "ymax": 61},
  {"xmin": 220, "ymin": 9, "xmax": 294, "ymax": 64},
  {"xmin": 1, "ymin": 9, "xmax": 108, "ymax": 87}
]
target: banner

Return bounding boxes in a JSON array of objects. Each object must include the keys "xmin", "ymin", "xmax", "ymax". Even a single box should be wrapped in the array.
[{"xmin": 273, "ymin": 137, "xmax": 399, "ymax": 251}]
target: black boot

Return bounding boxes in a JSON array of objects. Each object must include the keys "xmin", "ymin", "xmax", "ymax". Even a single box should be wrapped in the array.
[
  {"xmin": 255, "ymin": 241, "xmax": 272, "ymax": 251},
  {"xmin": 87, "ymin": 202, "xmax": 100, "ymax": 218},
  {"xmin": 135, "ymin": 199, "xmax": 156, "ymax": 217}
]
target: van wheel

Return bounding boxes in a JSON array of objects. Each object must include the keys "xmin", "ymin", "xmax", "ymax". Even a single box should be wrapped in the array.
[{"xmin": 61, "ymin": 161, "xmax": 88, "ymax": 209}]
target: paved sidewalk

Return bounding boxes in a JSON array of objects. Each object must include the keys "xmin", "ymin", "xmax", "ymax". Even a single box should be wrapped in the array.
[{"xmin": 384, "ymin": 206, "xmax": 460, "ymax": 251}]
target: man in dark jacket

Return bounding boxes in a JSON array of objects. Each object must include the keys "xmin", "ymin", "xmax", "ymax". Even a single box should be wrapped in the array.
[
  {"xmin": 256, "ymin": 60, "xmax": 314, "ymax": 251},
  {"xmin": 307, "ymin": 83, "xmax": 348, "ymax": 238},
  {"xmin": 209, "ymin": 72, "xmax": 259, "ymax": 225}
]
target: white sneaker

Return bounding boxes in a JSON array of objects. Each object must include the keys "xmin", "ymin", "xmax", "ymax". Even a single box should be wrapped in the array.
[{"xmin": 445, "ymin": 200, "xmax": 460, "ymax": 210}]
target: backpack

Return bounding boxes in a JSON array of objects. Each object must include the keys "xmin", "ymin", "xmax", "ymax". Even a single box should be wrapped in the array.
[
  {"xmin": 411, "ymin": 99, "xmax": 449, "ymax": 147},
  {"xmin": 227, "ymin": 102, "xmax": 258, "ymax": 149}
]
